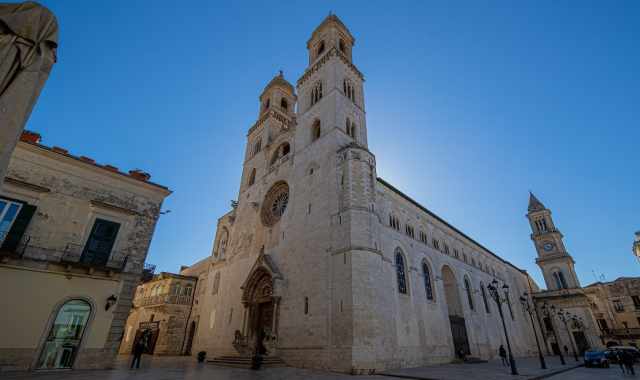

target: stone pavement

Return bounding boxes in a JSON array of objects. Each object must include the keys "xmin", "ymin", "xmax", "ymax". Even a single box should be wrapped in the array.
[
  {"xmin": 379, "ymin": 357, "xmax": 582, "ymax": 380},
  {"xmin": 0, "ymin": 355, "xmax": 585, "ymax": 380},
  {"xmin": 548, "ymin": 365, "xmax": 632, "ymax": 379}
]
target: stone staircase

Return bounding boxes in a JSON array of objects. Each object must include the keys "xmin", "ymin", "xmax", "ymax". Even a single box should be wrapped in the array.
[{"xmin": 208, "ymin": 355, "xmax": 286, "ymax": 368}]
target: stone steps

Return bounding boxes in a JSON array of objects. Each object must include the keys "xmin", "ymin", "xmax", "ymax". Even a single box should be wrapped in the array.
[{"xmin": 208, "ymin": 355, "xmax": 286, "ymax": 368}]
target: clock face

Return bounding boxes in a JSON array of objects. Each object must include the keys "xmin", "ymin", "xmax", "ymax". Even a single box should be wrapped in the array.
[{"xmin": 543, "ymin": 242, "xmax": 554, "ymax": 252}]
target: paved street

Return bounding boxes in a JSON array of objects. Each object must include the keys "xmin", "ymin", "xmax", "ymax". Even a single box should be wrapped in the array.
[
  {"xmin": 548, "ymin": 365, "xmax": 632, "ymax": 379},
  {"xmin": 0, "ymin": 355, "xmax": 595, "ymax": 380}
]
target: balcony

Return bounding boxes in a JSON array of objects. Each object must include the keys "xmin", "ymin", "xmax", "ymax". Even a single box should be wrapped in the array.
[
  {"xmin": 606, "ymin": 328, "xmax": 640, "ymax": 338},
  {"xmin": 0, "ymin": 233, "xmax": 141, "ymax": 275},
  {"xmin": 134, "ymin": 294, "xmax": 193, "ymax": 307}
]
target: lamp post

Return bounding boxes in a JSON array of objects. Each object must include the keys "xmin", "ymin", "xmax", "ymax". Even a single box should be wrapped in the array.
[
  {"xmin": 540, "ymin": 303, "xmax": 566, "ymax": 365},
  {"xmin": 557, "ymin": 309, "xmax": 579, "ymax": 362},
  {"xmin": 487, "ymin": 279, "xmax": 518, "ymax": 375},
  {"xmin": 519, "ymin": 292, "xmax": 547, "ymax": 369}
]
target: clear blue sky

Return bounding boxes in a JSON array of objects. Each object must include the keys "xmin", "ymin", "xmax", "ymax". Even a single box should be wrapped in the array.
[{"xmin": 32, "ymin": 1, "xmax": 639, "ymax": 287}]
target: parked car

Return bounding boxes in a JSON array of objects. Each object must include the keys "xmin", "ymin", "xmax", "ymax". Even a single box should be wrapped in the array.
[
  {"xmin": 584, "ymin": 350, "xmax": 610, "ymax": 368},
  {"xmin": 605, "ymin": 346, "xmax": 640, "ymax": 363}
]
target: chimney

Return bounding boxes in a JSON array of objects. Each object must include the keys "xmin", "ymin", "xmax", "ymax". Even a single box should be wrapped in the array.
[
  {"xmin": 20, "ymin": 130, "xmax": 42, "ymax": 144},
  {"xmin": 129, "ymin": 169, "xmax": 151, "ymax": 182}
]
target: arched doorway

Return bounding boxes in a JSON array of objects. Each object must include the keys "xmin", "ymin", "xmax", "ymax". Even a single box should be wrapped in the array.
[
  {"xmin": 243, "ymin": 269, "xmax": 276, "ymax": 355},
  {"xmin": 442, "ymin": 266, "xmax": 470, "ymax": 357},
  {"xmin": 37, "ymin": 299, "xmax": 92, "ymax": 369}
]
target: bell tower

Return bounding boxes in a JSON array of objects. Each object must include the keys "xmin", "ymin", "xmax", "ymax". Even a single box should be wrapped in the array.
[
  {"xmin": 296, "ymin": 14, "xmax": 368, "ymax": 150},
  {"xmin": 526, "ymin": 193, "xmax": 580, "ymax": 290}
]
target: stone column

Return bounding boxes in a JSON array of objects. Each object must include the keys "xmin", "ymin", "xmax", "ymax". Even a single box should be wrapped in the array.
[{"xmin": 0, "ymin": 2, "xmax": 58, "ymax": 189}]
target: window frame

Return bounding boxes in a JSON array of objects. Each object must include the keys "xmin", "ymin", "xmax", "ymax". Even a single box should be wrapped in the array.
[{"xmin": 395, "ymin": 248, "xmax": 408, "ymax": 295}]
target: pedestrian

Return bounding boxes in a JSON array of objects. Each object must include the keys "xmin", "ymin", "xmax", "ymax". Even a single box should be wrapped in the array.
[
  {"xmin": 617, "ymin": 350, "xmax": 626, "ymax": 374},
  {"xmin": 623, "ymin": 350, "xmax": 636, "ymax": 376},
  {"xmin": 458, "ymin": 348, "xmax": 467, "ymax": 362},
  {"xmin": 131, "ymin": 330, "xmax": 148, "ymax": 369},
  {"xmin": 563, "ymin": 345, "xmax": 569, "ymax": 358},
  {"xmin": 498, "ymin": 345, "xmax": 508, "ymax": 367}
]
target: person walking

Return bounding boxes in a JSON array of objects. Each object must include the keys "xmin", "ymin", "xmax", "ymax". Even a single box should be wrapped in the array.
[
  {"xmin": 499, "ymin": 345, "xmax": 508, "ymax": 367},
  {"xmin": 616, "ymin": 350, "xmax": 626, "ymax": 374},
  {"xmin": 623, "ymin": 350, "xmax": 636, "ymax": 376},
  {"xmin": 131, "ymin": 330, "xmax": 148, "ymax": 369}
]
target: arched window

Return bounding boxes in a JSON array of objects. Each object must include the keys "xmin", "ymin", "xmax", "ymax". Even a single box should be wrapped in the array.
[
  {"xmin": 339, "ymin": 39, "xmax": 346, "ymax": 53},
  {"xmin": 480, "ymin": 282, "xmax": 490, "ymax": 313},
  {"xmin": 423, "ymin": 261, "xmax": 434, "ymax": 301},
  {"xmin": 310, "ymin": 81, "xmax": 323, "ymax": 107},
  {"xmin": 216, "ymin": 228, "xmax": 228, "ymax": 258},
  {"xmin": 317, "ymin": 40, "xmax": 325, "ymax": 56},
  {"xmin": 343, "ymin": 79, "xmax": 355, "ymax": 102},
  {"xmin": 248, "ymin": 168, "xmax": 256, "ymax": 186},
  {"xmin": 252, "ymin": 139, "xmax": 262, "ymax": 157},
  {"xmin": 263, "ymin": 98, "xmax": 270, "ymax": 111},
  {"xmin": 270, "ymin": 142, "xmax": 291, "ymax": 165},
  {"xmin": 280, "ymin": 98, "xmax": 288, "ymax": 111},
  {"xmin": 553, "ymin": 270, "xmax": 568, "ymax": 289},
  {"xmin": 395, "ymin": 248, "xmax": 408, "ymax": 294},
  {"xmin": 183, "ymin": 285, "xmax": 193, "ymax": 297},
  {"xmin": 464, "ymin": 277, "xmax": 474, "ymax": 310},
  {"xmin": 312, "ymin": 120, "xmax": 321, "ymax": 141},
  {"xmin": 37, "ymin": 299, "xmax": 92, "ymax": 369}
]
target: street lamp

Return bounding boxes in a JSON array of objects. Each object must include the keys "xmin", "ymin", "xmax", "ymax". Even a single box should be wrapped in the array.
[
  {"xmin": 487, "ymin": 279, "xmax": 518, "ymax": 375},
  {"xmin": 540, "ymin": 302, "xmax": 566, "ymax": 365},
  {"xmin": 519, "ymin": 292, "xmax": 547, "ymax": 369},
  {"xmin": 557, "ymin": 309, "xmax": 579, "ymax": 362}
]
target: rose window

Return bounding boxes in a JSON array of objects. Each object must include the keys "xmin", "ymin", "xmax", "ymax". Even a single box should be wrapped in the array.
[{"xmin": 261, "ymin": 181, "xmax": 289, "ymax": 226}]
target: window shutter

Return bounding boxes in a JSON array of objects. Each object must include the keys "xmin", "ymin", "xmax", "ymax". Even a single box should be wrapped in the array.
[{"xmin": 1, "ymin": 204, "xmax": 36, "ymax": 252}]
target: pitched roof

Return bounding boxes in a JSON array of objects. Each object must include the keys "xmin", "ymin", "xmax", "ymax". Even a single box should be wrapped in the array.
[
  {"xmin": 528, "ymin": 192, "xmax": 546, "ymax": 212},
  {"xmin": 307, "ymin": 13, "xmax": 355, "ymax": 47},
  {"xmin": 260, "ymin": 71, "xmax": 294, "ymax": 99}
]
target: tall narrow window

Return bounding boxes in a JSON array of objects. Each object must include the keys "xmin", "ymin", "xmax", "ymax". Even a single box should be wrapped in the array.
[
  {"xmin": 553, "ymin": 271, "xmax": 568, "ymax": 289},
  {"xmin": 280, "ymin": 98, "xmax": 288, "ymax": 111},
  {"xmin": 304, "ymin": 297, "xmax": 309, "ymax": 314},
  {"xmin": 339, "ymin": 39, "xmax": 346, "ymax": 53},
  {"xmin": 317, "ymin": 40, "xmax": 325, "ymax": 56},
  {"xmin": 81, "ymin": 218, "xmax": 120, "ymax": 266},
  {"xmin": 395, "ymin": 248, "xmax": 407, "ymax": 294},
  {"xmin": 423, "ymin": 261, "xmax": 433, "ymax": 301},
  {"xmin": 311, "ymin": 120, "xmax": 321, "ymax": 142},
  {"xmin": 464, "ymin": 277, "xmax": 474, "ymax": 310},
  {"xmin": 248, "ymin": 168, "xmax": 256, "ymax": 187},
  {"xmin": 481, "ymin": 282, "xmax": 490, "ymax": 313}
]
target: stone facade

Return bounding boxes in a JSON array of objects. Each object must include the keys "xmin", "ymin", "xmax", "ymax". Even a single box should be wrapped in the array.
[
  {"xmin": 584, "ymin": 277, "xmax": 640, "ymax": 347},
  {"xmin": 0, "ymin": 131, "xmax": 170, "ymax": 371},
  {"xmin": 181, "ymin": 15, "xmax": 541, "ymax": 373},
  {"xmin": 119, "ymin": 273, "xmax": 197, "ymax": 356}
]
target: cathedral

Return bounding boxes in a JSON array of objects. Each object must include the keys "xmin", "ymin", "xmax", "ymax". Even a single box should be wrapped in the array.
[{"xmin": 183, "ymin": 15, "xmax": 542, "ymax": 372}]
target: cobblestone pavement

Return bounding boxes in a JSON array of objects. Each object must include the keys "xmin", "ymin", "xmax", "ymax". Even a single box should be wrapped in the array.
[
  {"xmin": 0, "ymin": 355, "xmax": 587, "ymax": 380},
  {"xmin": 548, "ymin": 365, "xmax": 632, "ymax": 379}
]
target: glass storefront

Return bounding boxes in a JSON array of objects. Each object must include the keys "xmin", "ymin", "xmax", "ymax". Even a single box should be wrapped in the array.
[{"xmin": 37, "ymin": 300, "xmax": 91, "ymax": 369}]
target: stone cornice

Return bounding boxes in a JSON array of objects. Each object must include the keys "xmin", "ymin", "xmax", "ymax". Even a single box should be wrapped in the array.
[
  {"xmin": 3, "ymin": 177, "xmax": 50, "ymax": 193},
  {"xmin": 247, "ymin": 108, "xmax": 295, "ymax": 137},
  {"xmin": 296, "ymin": 47, "xmax": 364, "ymax": 88}
]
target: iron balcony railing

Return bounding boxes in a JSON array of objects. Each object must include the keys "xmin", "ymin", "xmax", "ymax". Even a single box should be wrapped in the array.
[
  {"xmin": 0, "ymin": 233, "xmax": 141, "ymax": 274},
  {"xmin": 134, "ymin": 294, "xmax": 193, "ymax": 307}
]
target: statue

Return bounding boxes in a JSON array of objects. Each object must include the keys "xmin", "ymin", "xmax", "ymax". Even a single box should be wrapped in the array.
[{"xmin": 0, "ymin": 1, "xmax": 58, "ymax": 188}]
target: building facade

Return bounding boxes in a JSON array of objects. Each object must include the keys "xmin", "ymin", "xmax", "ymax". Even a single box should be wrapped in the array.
[
  {"xmin": 526, "ymin": 193, "xmax": 603, "ymax": 357},
  {"xmin": 183, "ymin": 15, "xmax": 541, "ymax": 373},
  {"xmin": 119, "ymin": 273, "xmax": 197, "ymax": 356},
  {"xmin": 584, "ymin": 277, "xmax": 640, "ymax": 347},
  {"xmin": 0, "ymin": 131, "xmax": 170, "ymax": 371}
]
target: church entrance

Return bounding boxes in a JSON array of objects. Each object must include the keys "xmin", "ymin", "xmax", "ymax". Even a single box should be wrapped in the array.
[
  {"xmin": 442, "ymin": 265, "xmax": 470, "ymax": 357},
  {"xmin": 236, "ymin": 262, "xmax": 281, "ymax": 357}
]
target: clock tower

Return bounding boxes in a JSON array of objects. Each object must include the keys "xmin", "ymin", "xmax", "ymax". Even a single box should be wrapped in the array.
[{"xmin": 526, "ymin": 193, "xmax": 580, "ymax": 290}]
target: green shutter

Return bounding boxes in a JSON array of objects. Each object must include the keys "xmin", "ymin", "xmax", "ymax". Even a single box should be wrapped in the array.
[{"xmin": 1, "ymin": 204, "xmax": 36, "ymax": 252}]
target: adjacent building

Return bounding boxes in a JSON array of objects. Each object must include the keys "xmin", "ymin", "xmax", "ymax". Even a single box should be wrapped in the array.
[
  {"xmin": 119, "ymin": 272, "xmax": 197, "ymax": 356},
  {"xmin": 0, "ymin": 131, "xmax": 170, "ymax": 371},
  {"xmin": 584, "ymin": 277, "xmax": 640, "ymax": 347},
  {"xmin": 179, "ymin": 15, "xmax": 542, "ymax": 373}
]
